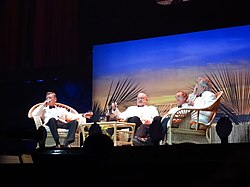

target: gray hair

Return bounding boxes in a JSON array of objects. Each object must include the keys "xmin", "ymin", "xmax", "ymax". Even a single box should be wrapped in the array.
[{"xmin": 198, "ymin": 77, "xmax": 212, "ymax": 91}]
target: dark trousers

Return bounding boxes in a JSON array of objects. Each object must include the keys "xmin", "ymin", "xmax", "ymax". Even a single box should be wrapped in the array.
[
  {"xmin": 36, "ymin": 126, "xmax": 47, "ymax": 148},
  {"xmin": 148, "ymin": 116, "xmax": 163, "ymax": 145},
  {"xmin": 131, "ymin": 116, "xmax": 163, "ymax": 146},
  {"xmin": 46, "ymin": 118, "xmax": 78, "ymax": 145},
  {"xmin": 127, "ymin": 116, "xmax": 143, "ymax": 133},
  {"xmin": 161, "ymin": 116, "xmax": 170, "ymax": 140}
]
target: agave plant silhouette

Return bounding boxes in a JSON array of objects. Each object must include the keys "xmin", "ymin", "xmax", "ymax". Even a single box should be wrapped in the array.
[
  {"xmin": 92, "ymin": 77, "xmax": 145, "ymax": 121},
  {"xmin": 205, "ymin": 64, "xmax": 250, "ymax": 125}
]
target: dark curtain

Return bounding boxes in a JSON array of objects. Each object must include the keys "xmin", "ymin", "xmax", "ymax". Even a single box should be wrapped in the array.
[
  {"xmin": 0, "ymin": 0, "xmax": 84, "ymax": 76},
  {"xmin": 0, "ymin": 0, "xmax": 92, "ymax": 138}
]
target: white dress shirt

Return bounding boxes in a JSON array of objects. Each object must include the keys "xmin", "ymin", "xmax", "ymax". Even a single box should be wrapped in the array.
[
  {"xmin": 191, "ymin": 90, "xmax": 216, "ymax": 124},
  {"xmin": 114, "ymin": 105, "xmax": 159, "ymax": 124},
  {"xmin": 32, "ymin": 104, "xmax": 85, "ymax": 126}
]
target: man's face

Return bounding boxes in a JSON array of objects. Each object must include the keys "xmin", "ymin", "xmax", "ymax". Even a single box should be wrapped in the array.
[
  {"xmin": 196, "ymin": 83, "xmax": 206, "ymax": 95},
  {"xmin": 46, "ymin": 93, "xmax": 57, "ymax": 106},
  {"xmin": 137, "ymin": 93, "xmax": 147, "ymax": 106},
  {"xmin": 175, "ymin": 92, "xmax": 186, "ymax": 106}
]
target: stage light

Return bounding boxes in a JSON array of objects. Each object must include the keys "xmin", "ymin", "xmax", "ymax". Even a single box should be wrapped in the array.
[
  {"xmin": 156, "ymin": 0, "xmax": 173, "ymax": 5},
  {"xmin": 156, "ymin": 0, "xmax": 191, "ymax": 5}
]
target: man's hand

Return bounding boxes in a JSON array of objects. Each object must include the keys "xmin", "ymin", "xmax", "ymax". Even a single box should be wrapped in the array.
[
  {"xmin": 142, "ymin": 119, "xmax": 152, "ymax": 125},
  {"xmin": 43, "ymin": 99, "xmax": 51, "ymax": 107},
  {"xmin": 83, "ymin": 111, "xmax": 93, "ymax": 119},
  {"xmin": 111, "ymin": 102, "xmax": 118, "ymax": 111}
]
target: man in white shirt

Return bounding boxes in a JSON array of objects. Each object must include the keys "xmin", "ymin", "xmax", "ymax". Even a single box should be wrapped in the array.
[
  {"xmin": 187, "ymin": 77, "xmax": 216, "ymax": 126},
  {"xmin": 32, "ymin": 91, "xmax": 93, "ymax": 148},
  {"xmin": 111, "ymin": 92, "xmax": 162, "ymax": 145},
  {"xmin": 161, "ymin": 77, "xmax": 216, "ymax": 142},
  {"xmin": 161, "ymin": 90, "xmax": 189, "ymax": 136}
]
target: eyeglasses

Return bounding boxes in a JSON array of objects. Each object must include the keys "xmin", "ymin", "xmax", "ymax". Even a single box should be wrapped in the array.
[{"xmin": 137, "ymin": 97, "xmax": 146, "ymax": 100}]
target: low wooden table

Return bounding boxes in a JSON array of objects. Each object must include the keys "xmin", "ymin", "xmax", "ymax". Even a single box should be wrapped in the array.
[{"xmin": 79, "ymin": 121, "xmax": 136, "ymax": 146}]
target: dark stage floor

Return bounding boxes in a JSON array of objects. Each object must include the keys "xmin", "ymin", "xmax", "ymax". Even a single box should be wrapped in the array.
[{"xmin": 1, "ymin": 138, "xmax": 250, "ymax": 186}]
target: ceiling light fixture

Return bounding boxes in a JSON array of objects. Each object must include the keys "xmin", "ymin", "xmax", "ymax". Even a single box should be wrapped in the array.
[
  {"xmin": 156, "ymin": 0, "xmax": 191, "ymax": 5},
  {"xmin": 156, "ymin": 0, "xmax": 173, "ymax": 5}
]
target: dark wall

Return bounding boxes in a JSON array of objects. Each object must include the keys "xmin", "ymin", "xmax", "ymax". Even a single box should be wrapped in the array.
[{"xmin": 81, "ymin": 0, "xmax": 250, "ymax": 45}]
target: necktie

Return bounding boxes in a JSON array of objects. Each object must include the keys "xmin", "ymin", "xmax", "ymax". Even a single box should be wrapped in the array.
[{"xmin": 49, "ymin": 106, "xmax": 55, "ymax": 109}]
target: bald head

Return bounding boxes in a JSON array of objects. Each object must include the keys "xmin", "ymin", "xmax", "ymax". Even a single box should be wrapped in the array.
[{"xmin": 137, "ymin": 92, "xmax": 148, "ymax": 106}]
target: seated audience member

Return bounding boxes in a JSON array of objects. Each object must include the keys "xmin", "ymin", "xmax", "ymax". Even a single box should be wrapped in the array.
[
  {"xmin": 83, "ymin": 133, "xmax": 114, "ymax": 161},
  {"xmin": 32, "ymin": 91, "xmax": 93, "ymax": 148},
  {"xmin": 88, "ymin": 122, "xmax": 102, "ymax": 136},
  {"xmin": 111, "ymin": 92, "xmax": 162, "ymax": 146},
  {"xmin": 161, "ymin": 90, "xmax": 189, "ymax": 136}
]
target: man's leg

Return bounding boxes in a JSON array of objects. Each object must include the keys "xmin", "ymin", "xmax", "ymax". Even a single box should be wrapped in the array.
[
  {"xmin": 149, "ymin": 116, "xmax": 163, "ymax": 145},
  {"xmin": 36, "ymin": 126, "xmax": 47, "ymax": 149},
  {"xmin": 62, "ymin": 120, "xmax": 78, "ymax": 146},
  {"xmin": 127, "ymin": 116, "xmax": 142, "ymax": 133},
  {"xmin": 46, "ymin": 118, "xmax": 61, "ymax": 146},
  {"xmin": 161, "ymin": 116, "xmax": 170, "ymax": 140}
]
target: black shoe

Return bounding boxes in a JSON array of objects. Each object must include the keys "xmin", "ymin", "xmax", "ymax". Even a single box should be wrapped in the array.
[
  {"xmin": 64, "ymin": 139, "xmax": 74, "ymax": 148},
  {"xmin": 64, "ymin": 142, "xmax": 72, "ymax": 148},
  {"xmin": 56, "ymin": 144, "xmax": 62, "ymax": 148},
  {"xmin": 133, "ymin": 136, "xmax": 154, "ymax": 146}
]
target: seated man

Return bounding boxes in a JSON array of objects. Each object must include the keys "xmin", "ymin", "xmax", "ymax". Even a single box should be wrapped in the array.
[
  {"xmin": 161, "ymin": 90, "xmax": 189, "ymax": 136},
  {"xmin": 163, "ymin": 77, "xmax": 216, "ymax": 132},
  {"xmin": 187, "ymin": 77, "xmax": 216, "ymax": 128},
  {"xmin": 32, "ymin": 91, "xmax": 93, "ymax": 148},
  {"xmin": 110, "ymin": 92, "xmax": 162, "ymax": 146}
]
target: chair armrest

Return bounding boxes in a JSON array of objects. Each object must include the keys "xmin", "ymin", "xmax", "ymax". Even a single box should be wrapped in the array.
[
  {"xmin": 168, "ymin": 108, "xmax": 192, "ymax": 128},
  {"xmin": 33, "ymin": 116, "xmax": 43, "ymax": 129},
  {"xmin": 78, "ymin": 116, "xmax": 87, "ymax": 125},
  {"xmin": 168, "ymin": 104, "xmax": 218, "ymax": 130}
]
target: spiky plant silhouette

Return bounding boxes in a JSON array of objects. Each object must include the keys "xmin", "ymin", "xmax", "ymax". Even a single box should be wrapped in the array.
[
  {"xmin": 92, "ymin": 77, "xmax": 145, "ymax": 121},
  {"xmin": 205, "ymin": 64, "xmax": 250, "ymax": 125}
]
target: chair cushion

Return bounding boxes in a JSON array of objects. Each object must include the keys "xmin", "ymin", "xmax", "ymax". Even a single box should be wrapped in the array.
[{"xmin": 44, "ymin": 125, "xmax": 69, "ymax": 133}]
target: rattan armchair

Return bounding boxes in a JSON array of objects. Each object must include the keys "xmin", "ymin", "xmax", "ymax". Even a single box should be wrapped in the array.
[
  {"xmin": 163, "ymin": 91, "xmax": 223, "ymax": 145},
  {"xmin": 28, "ymin": 102, "xmax": 85, "ymax": 147}
]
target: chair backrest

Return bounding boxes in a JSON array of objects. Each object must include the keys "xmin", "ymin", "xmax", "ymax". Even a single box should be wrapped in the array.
[
  {"xmin": 155, "ymin": 103, "xmax": 178, "ymax": 117},
  {"xmin": 205, "ymin": 91, "xmax": 223, "ymax": 125},
  {"xmin": 28, "ymin": 102, "xmax": 79, "ymax": 130},
  {"xmin": 199, "ymin": 91, "xmax": 223, "ymax": 113},
  {"xmin": 28, "ymin": 102, "xmax": 78, "ymax": 119}
]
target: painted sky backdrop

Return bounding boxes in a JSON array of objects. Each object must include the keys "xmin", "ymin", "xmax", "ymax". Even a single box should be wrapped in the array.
[{"xmin": 93, "ymin": 24, "xmax": 250, "ymax": 107}]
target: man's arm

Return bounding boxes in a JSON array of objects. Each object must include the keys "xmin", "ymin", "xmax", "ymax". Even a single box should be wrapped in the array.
[{"xmin": 31, "ymin": 103, "xmax": 45, "ymax": 117}]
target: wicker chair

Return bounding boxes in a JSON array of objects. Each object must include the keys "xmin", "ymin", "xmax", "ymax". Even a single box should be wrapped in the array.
[
  {"xmin": 28, "ymin": 102, "xmax": 85, "ymax": 147},
  {"xmin": 155, "ymin": 103, "xmax": 178, "ymax": 117},
  {"xmin": 163, "ymin": 91, "xmax": 223, "ymax": 145}
]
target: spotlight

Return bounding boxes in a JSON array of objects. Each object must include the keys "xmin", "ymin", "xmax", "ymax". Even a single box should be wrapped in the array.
[
  {"xmin": 156, "ymin": 0, "xmax": 173, "ymax": 5},
  {"xmin": 156, "ymin": 0, "xmax": 191, "ymax": 5}
]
